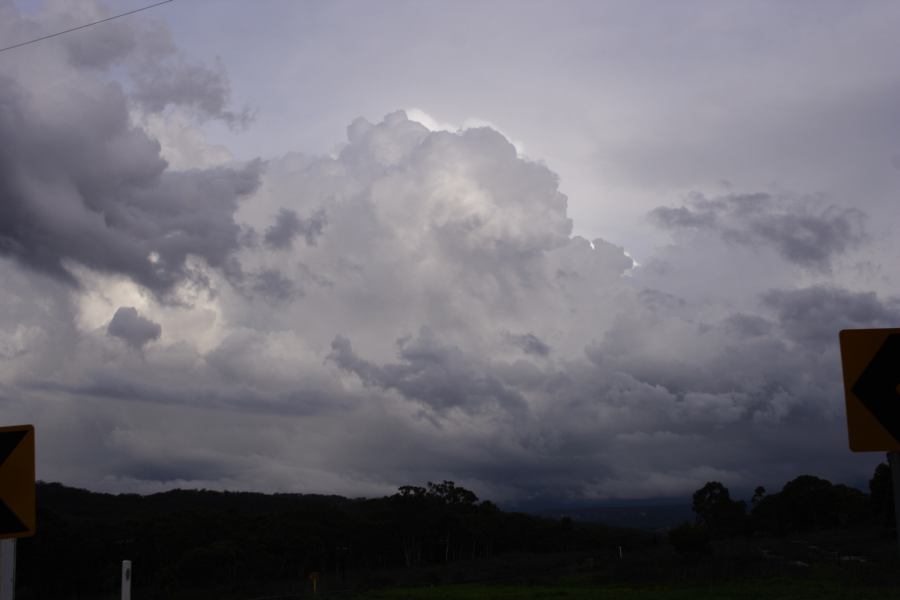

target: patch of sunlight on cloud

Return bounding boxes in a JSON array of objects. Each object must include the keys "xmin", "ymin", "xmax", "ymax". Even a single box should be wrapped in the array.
[{"xmin": 406, "ymin": 107, "xmax": 526, "ymax": 157}]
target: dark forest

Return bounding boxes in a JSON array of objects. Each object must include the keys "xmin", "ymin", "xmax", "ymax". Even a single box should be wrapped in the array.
[{"xmin": 14, "ymin": 462, "xmax": 896, "ymax": 599}]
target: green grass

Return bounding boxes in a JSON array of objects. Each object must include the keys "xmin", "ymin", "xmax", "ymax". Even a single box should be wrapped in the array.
[{"xmin": 352, "ymin": 578, "xmax": 900, "ymax": 600}]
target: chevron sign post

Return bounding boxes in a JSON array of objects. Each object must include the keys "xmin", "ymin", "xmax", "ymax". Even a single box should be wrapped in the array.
[
  {"xmin": 0, "ymin": 425, "xmax": 35, "ymax": 600},
  {"xmin": 839, "ymin": 329, "xmax": 900, "ymax": 559},
  {"xmin": 0, "ymin": 425, "xmax": 35, "ymax": 540}
]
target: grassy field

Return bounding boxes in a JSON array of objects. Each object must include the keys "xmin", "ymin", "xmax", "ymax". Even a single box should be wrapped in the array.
[
  {"xmin": 125, "ymin": 527, "xmax": 900, "ymax": 600},
  {"xmin": 354, "ymin": 578, "xmax": 900, "ymax": 600}
]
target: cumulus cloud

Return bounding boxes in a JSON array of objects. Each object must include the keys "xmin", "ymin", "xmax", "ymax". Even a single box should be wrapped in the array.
[
  {"xmin": 0, "ymin": 1, "xmax": 890, "ymax": 502},
  {"xmin": 107, "ymin": 306, "xmax": 162, "ymax": 349},
  {"xmin": 3, "ymin": 101, "xmax": 882, "ymax": 501}
]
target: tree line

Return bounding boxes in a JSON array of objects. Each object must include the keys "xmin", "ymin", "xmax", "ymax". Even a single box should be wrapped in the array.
[
  {"xmin": 16, "ymin": 480, "xmax": 640, "ymax": 599},
  {"xmin": 669, "ymin": 460, "xmax": 893, "ymax": 553},
  {"xmin": 16, "ymin": 463, "xmax": 892, "ymax": 597}
]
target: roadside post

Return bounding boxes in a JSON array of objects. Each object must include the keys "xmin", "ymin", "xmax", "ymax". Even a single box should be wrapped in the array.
[
  {"xmin": 0, "ymin": 425, "xmax": 36, "ymax": 600},
  {"xmin": 838, "ymin": 329, "xmax": 900, "ymax": 557},
  {"xmin": 0, "ymin": 541, "xmax": 14, "ymax": 600},
  {"xmin": 891, "ymin": 455, "xmax": 900, "ymax": 557},
  {"xmin": 121, "ymin": 560, "xmax": 132, "ymax": 600}
]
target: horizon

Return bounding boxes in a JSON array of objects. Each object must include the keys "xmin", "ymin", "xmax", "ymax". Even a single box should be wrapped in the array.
[{"xmin": 32, "ymin": 463, "xmax": 880, "ymax": 515}]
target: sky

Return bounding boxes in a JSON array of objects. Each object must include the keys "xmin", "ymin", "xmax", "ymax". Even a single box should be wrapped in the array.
[{"xmin": 1, "ymin": 0, "xmax": 899, "ymax": 506}]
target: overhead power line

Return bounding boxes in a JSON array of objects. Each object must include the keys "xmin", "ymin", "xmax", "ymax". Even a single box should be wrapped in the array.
[{"xmin": 0, "ymin": 0, "xmax": 175, "ymax": 55}]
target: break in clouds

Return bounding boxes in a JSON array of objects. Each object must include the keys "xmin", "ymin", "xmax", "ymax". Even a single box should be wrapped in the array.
[{"xmin": 0, "ymin": 1, "xmax": 894, "ymax": 504}]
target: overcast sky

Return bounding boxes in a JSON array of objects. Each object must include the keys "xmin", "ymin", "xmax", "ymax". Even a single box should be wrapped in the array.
[{"xmin": 2, "ymin": 0, "xmax": 899, "ymax": 505}]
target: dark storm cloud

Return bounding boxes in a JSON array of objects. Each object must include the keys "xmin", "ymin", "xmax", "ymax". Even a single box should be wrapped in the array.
[
  {"xmin": 329, "ymin": 330, "xmax": 526, "ymax": 414},
  {"xmin": 5, "ymin": 0, "xmax": 897, "ymax": 504},
  {"xmin": 0, "ymin": 11, "xmax": 263, "ymax": 296},
  {"xmin": 107, "ymin": 306, "xmax": 162, "ymax": 349},
  {"xmin": 28, "ymin": 344, "xmax": 348, "ymax": 418},
  {"xmin": 0, "ymin": 35, "xmax": 885, "ymax": 503},
  {"xmin": 637, "ymin": 289, "xmax": 687, "ymax": 313},
  {"xmin": 750, "ymin": 210, "xmax": 866, "ymax": 269},
  {"xmin": 763, "ymin": 285, "xmax": 900, "ymax": 344},
  {"xmin": 252, "ymin": 269, "xmax": 297, "ymax": 301},
  {"xmin": 649, "ymin": 205, "xmax": 717, "ymax": 229},
  {"xmin": 721, "ymin": 313, "xmax": 773, "ymax": 338},
  {"xmin": 505, "ymin": 333, "xmax": 551, "ymax": 357},
  {"xmin": 264, "ymin": 208, "xmax": 327, "ymax": 249},
  {"xmin": 113, "ymin": 455, "xmax": 235, "ymax": 484},
  {"xmin": 63, "ymin": 17, "xmax": 136, "ymax": 68},
  {"xmin": 650, "ymin": 193, "xmax": 867, "ymax": 270}
]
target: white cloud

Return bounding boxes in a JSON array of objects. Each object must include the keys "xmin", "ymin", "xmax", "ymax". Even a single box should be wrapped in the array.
[
  {"xmin": 405, "ymin": 107, "xmax": 527, "ymax": 156},
  {"xmin": 134, "ymin": 110, "xmax": 233, "ymax": 170}
]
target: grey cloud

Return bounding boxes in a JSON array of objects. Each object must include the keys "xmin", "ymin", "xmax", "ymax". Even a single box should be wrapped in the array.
[
  {"xmin": 252, "ymin": 269, "xmax": 297, "ymax": 301},
  {"xmin": 650, "ymin": 193, "xmax": 867, "ymax": 270},
  {"xmin": 130, "ymin": 56, "xmax": 253, "ymax": 128},
  {"xmin": 189, "ymin": 112, "xmax": 893, "ymax": 494},
  {"xmin": 21, "ymin": 2, "xmax": 250, "ymax": 125},
  {"xmin": 107, "ymin": 307, "xmax": 162, "ymax": 349},
  {"xmin": 721, "ymin": 313, "xmax": 773, "ymax": 338},
  {"xmin": 330, "ymin": 330, "xmax": 526, "ymax": 414},
  {"xmin": 750, "ymin": 209, "xmax": 866, "ymax": 269},
  {"xmin": 27, "ymin": 329, "xmax": 347, "ymax": 418},
  {"xmin": 506, "ymin": 333, "xmax": 551, "ymax": 357},
  {"xmin": 588, "ymin": 238, "xmax": 635, "ymax": 275},
  {"xmin": 649, "ymin": 205, "xmax": 717, "ymax": 229},
  {"xmin": 264, "ymin": 208, "xmax": 327, "ymax": 249},
  {"xmin": 2, "ymin": 83, "xmax": 887, "ymax": 502},
  {"xmin": 327, "ymin": 336, "xmax": 380, "ymax": 385},
  {"xmin": 763, "ymin": 285, "xmax": 900, "ymax": 345},
  {"xmin": 64, "ymin": 18, "xmax": 136, "ymax": 68},
  {"xmin": 550, "ymin": 237, "xmax": 634, "ymax": 287},
  {"xmin": 6, "ymin": 0, "xmax": 897, "ymax": 504},
  {"xmin": 585, "ymin": 293, "xmax": 835, "ymax": 429},
  {"xmin": 112, "ymin": 455, "xmax": 235, "ymax": 484},
  {"xmin": 637, "ymin": 289, "xmax": 687, "ymax": 313},
  {"xmin": 0, "ymin": 51, "xmax": 263, "ymax": 295}
]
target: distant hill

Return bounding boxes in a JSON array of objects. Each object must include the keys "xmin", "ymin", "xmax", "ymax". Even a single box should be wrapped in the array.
[
  {"xmin": 17, "ymin": 481, "xmax": 648, "ymax": 600},
  {"xmin": 539, "ymin": 504, "xmax": 694, "ymax": 531}
]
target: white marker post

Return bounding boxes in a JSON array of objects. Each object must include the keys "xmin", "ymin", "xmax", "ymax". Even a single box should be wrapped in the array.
[
  {"xmin": 121, "ymin": 560, "xmax": 132, "ymax": 600},
  {"xmin": 0, "ymin": 539, "xmax": 15, "ymax": 600}
]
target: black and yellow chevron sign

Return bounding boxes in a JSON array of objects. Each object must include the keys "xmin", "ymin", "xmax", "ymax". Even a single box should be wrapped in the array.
[
  {"xmin": 0, "ymin": 424, "xmax": 35, "ymax": 538},
  {"xmin": 839, "ymin": 329, "xmax": 900, "ymax": 452}
]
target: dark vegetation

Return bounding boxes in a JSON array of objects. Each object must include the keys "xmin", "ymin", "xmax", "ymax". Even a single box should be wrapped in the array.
[
  {"xmin": 14, "ymin": 461, "xmax": 899, "ymax": 599},
  {"xmin": 16, "ymin": 480, "xmax": 643, "ymax": 599},
  {"xmin": 670, "ymin": 469, "xmax": 882, "ymax": 551}
]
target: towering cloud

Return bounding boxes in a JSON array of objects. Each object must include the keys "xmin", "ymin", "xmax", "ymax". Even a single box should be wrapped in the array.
[{"xmin": 0, "ymin": 1, "xmax": 889, "ymax": 503}]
